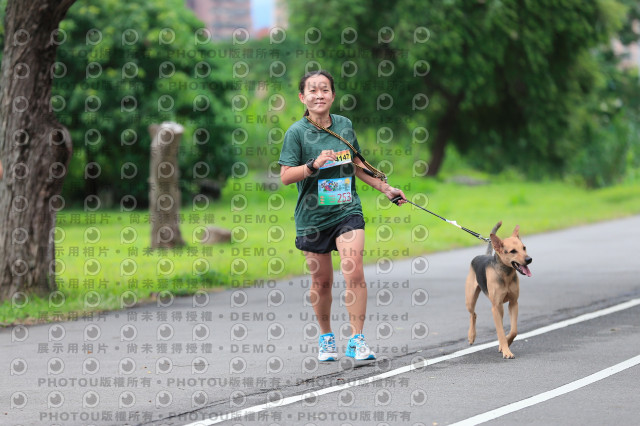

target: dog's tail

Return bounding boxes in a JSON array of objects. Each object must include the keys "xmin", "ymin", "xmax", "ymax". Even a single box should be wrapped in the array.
[{"xmin": 485, "ymin": 221, "xmax": 502, "ymax": 255}]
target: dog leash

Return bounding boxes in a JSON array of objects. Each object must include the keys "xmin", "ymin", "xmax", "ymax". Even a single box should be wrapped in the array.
[
  {"xmin": 390, "ymin": 196, "xmax": 491, "ymax": 242},
  {"xmin": 305, "ymin": 116, "xmax": 489, "ymax": 242},
  {"xmin": 305, "ymin": 116, "xmax": 388, "ymax": 182}
]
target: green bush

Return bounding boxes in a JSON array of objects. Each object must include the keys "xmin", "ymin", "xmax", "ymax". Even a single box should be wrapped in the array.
[{"xmin": 49, "ymin": 0, "xmax": 235, "ymax": 206}]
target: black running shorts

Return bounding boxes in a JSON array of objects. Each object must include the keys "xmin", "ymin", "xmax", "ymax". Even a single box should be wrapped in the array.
[{"xmin": 295, "ymin": 214, "xmax": 365, "ymax": 254}]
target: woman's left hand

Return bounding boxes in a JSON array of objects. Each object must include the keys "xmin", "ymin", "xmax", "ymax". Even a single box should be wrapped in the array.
[{"xmin": 385, "ymin": 186, "xmax": 407, "ymax": 205}]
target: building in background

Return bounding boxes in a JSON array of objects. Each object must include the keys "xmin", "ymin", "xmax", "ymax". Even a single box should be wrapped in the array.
[
  {"xmin": 612, "ymin": 38, "xmax": 640, "ymax": 71},
  {"xmin": 273, "ymin": 0, "xmax": 288, "ymax": 29},
  {"xmin": 185, "ymin": 0, "xmax": 253, "ymax": 40}
]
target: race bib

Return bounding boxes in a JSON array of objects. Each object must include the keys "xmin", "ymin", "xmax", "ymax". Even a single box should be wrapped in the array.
[
  {"xmin": 318, "ymin": 177, "xmax": 353, "ymax": 205},
  {"xmin": 319, "ymin": 149, "xmax": 352, "ymax": 169}
]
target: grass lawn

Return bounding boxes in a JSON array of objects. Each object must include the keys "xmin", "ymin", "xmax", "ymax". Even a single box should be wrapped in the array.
[{"xmin": 1, "ymin": 169, "xmax": 639, "ymax": 325}]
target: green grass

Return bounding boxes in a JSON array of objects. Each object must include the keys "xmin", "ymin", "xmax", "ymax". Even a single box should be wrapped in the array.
[{"xmin": 2, "ymin": 169, "xmax": 639, "ymax": 325}]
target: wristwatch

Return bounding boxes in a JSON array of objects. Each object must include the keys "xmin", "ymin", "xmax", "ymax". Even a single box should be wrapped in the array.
[{"xmin": 305, "ymin": 158, "xmax": 318, "ymax": 173}]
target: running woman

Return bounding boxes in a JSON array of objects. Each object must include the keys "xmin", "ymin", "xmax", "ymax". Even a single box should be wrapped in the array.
[{"xmin": 279, "ymin": 70, "xmax": 406, "ymax": 361}]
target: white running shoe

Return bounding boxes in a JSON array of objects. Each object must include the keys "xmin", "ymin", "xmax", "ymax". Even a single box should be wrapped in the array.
[
  {"xmin": 318, "ymin": 332, "xmax": 338, "ymax": 361},
  {"xmin": 345, "ymin": 334, "xmax": 376, "ymax": 360}
]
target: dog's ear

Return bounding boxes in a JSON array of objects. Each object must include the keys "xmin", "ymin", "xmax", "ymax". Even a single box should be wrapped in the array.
[
  {"xmin": 490, "ymin": 233, "xmax": 503, "ymax": 252},
  {"xmin": 511, "ymin": 225, "xmax": 520, "ymax": 239}
]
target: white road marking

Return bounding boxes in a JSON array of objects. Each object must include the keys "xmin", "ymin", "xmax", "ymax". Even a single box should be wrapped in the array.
[
  {"xmin": 449, "ymin": 354, "xmax": 640, "ymax": 426},
  {"xmin": 183, "ymin": 298, "xmax": 640, "ymax": 426}
]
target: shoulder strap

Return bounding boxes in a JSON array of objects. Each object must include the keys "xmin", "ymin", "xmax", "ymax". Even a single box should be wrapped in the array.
[{"xmin": 305, "ymin": 116, "xmax": 387, "ymax": 182}]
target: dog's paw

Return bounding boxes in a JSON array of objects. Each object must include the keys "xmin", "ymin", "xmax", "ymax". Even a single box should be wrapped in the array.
[
  {"xmin": 498, "ymin": 344, "xmax": 515, "ymax": 359},
  {"xmin": 502, "ymin": 350, "xmax": 515, "ymax": 359}
]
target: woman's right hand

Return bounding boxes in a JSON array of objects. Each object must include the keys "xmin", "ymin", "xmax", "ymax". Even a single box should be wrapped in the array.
[{"xmin": 313, "ymin": 150, "xmax": 337, "ymax": 169}]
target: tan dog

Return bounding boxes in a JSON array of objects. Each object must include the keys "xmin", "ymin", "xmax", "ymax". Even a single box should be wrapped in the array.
[{"xmin": 465, "ymin": 222, "xmax": 532, "ymax": 358}]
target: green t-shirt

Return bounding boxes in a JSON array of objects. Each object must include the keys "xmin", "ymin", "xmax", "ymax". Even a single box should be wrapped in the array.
[{"xmin": 279, "ymin": 114, "xmax": 364, "ymax": 236}]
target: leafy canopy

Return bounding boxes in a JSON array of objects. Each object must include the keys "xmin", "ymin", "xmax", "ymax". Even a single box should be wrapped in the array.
[
  {"xmin": 287, "ymin": 0, "xmax": 636, "ymax": 183},
  {"xmin": 1, "ymin": 0, "xmax": 235, "ymax": 205}
]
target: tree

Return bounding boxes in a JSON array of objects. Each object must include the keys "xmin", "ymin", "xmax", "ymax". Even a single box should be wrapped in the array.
[
  {"xmin": 287, "ymin": 0, "xmax": 628, "ymax": 178},
  {"xmin": 565, "ymin": 19, "xmax": 640, "ymax": 187},
  {"xmin": 49, "ymin": 0, "xmax": 234, "ymax": 206},
  {"xmin": 0, "ymin": 0, "xmax": 77, "ymax": 300},
  {"xmin": 0, "ymin": 0, "xmax": 236, "ymax": 300}
]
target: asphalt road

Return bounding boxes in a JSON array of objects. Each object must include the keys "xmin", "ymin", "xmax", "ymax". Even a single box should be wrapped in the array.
[{"xmin": 2, "ymin": 215, "xmax": 639, "ymax": 426}]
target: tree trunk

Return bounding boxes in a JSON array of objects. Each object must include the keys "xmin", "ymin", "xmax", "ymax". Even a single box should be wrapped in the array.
[
  {"xmin": 149, "ymin": 122, "xmax": 185, "ymax": 249},
  {"xmin": 426, "ymin": 96, "xmax": 463, "ymax": 177},
  {"xmin": 0, "ymin": 0, "xmax": 76, "ymax": 301}
]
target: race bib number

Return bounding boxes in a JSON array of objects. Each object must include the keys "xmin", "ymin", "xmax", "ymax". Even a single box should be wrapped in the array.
[
  {"xmin": 319, "ymin": 149, "xmax": 352, "ymax": 169},
  {"xmin": 318, "ymin": 177, "xmax": 353, "ymax": 205}
]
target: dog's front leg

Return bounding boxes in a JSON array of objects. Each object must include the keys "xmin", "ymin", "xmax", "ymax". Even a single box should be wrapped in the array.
[
  {"xmin": 506, "ymin": 300, "xmax": 518, "ymax": 347},
  {"xmin": 491, "ymin": 303, "xmax": 515, "ymax": 359},
  {"xmin": 465, "ymin": 270, "xmax": 481, "ymax": 345}
]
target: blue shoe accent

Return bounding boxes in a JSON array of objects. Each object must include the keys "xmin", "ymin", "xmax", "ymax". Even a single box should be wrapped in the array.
[
  {"xmin": 318, "ymin": 332, "xmax": 338, "ymax": 361},
  {"xmin": 345, "ymin": 334, "xmax": 376, "ymax": 360}
]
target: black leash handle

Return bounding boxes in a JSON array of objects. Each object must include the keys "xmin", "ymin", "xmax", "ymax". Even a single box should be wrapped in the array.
[
  {"xmin": 390, "ymin": 195, "xmax": 490, "ymax": 242},
  {"xmin": 360, "ymin": 166, "xmax": 376, "ymax": 178},
  {"xmin": 391, "ymin": 195, "xmax": 403, "ymax": 205}
]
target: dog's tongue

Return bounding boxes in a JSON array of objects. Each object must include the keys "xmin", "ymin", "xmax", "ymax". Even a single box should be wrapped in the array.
[{"xmin": 522, "ymin": 265, "xmax": 532, "ymax": 277}]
